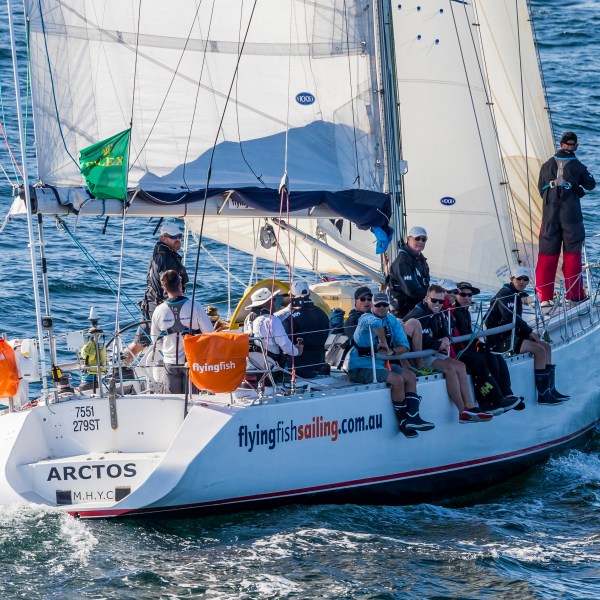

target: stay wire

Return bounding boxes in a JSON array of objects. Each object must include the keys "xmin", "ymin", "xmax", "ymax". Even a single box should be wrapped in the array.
[
  {"xmin": 183, "ymin": 0, "xmax": 216, "ymax": 191},
  {"xmin": 343, "ymin": 0, "xmax": 361, "ymax": 188},
  {"xmin": 130, "ymin": 0, "xmax": 206, "ymax": 172},
  {"xmin": 36, "ymin": 0, "xmax": 79, "ymax": 169},
  {"xmin": 467, "ymin": 1, "xmax": 533, "ymax": 270},
  {"xmin": 450, "ymin": 1, "xmax": 512, "ymax": 270},
  {"xmin": 189, "ymin": 0, "xmax": 259, "ymax": 327}
]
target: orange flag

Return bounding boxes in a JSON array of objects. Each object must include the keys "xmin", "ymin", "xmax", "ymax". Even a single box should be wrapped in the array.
[
  {"xmin": 0, "ymin": 339, "xmax": 20, "ymax": 398},
  {"xmin": 183, "ymin": 332, "xmax": 249, "ymax": 393}
]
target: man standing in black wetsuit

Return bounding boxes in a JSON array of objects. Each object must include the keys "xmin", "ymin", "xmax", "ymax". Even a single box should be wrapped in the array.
[
  {"xmin": 125, "ymin": 221, "xmax": 190, "ymax": 362},
  {"xmin": 536, "ymin": 131, "xmax": 596, "ymax": 306},
  {"xmin": 386, "ymin": 226, "xmax": 430, "ymax": 318},
  {"xmin": 277, "ymin": 280, "xmax": 330, "ymax": 378}
]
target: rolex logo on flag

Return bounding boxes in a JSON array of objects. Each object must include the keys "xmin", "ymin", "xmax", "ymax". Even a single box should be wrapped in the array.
[{"xmin": 79, "ymin": 128, "xmax": 131, "ymax": 200}]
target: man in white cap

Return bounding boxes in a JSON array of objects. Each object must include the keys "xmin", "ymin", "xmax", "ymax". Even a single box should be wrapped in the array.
[
  {"xmin": 244, "ymin": 286, "xmax": 303, "ymax": 367},
  {"xmin": 276, "ymin": 280, "xmax": 330, "ymax": 378},
  {"xmin": 386, "ymin": 226, "xmax": 431, "ymax": 318},
  {"xmin": 125, "ymin": 220, "xmax": 190, "ymax": 362},
  {"xmin": 486, "ymin": 266, "xmax": 569, "ymax": 405}
]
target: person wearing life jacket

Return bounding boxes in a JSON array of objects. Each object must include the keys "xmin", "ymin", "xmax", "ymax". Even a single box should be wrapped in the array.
[
  {"xmin": 451, "ymin": 281, "xmax": 521, "ymax": 415},
  {"xmin": 126, "ymin": 221, "xmax": 190, "ymax": 362},
  {"xmin": 485, "ymin": 267, "xmax": 569, "ymax": 405},
  {"xmin": 150, "ymin": 269, "xmax": 213, "ymax": 394},
  {"xmin": 243, "ymin": 287, "xmax": 303, "ymax": 368},
  {"xmin": 536, "ymin": 131, "xmax": 596, "ymax": 306},
  {"xmin": 404, "ymin": 285, "xmax": 493, "ymax": 424},
  {"xmin": 386, "ymin": 226, "xmax": 430, "ymax": 318},
  {"xmin": 276, "ymin": 280, "xmax": 330, "ymax": 378},
  {"xmin": 347, "ymin": 292, "xmax": 433, "ymax": 439}
]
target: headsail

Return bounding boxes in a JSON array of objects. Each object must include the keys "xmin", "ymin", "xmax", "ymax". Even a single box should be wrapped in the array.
[{"xmin": 392, "ymin": 0, "xmax": 553, "ymax": 289}]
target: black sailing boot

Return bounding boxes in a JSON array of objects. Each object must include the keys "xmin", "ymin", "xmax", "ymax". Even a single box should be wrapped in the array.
[
  {"xmin": 535, "ymin": 369, "xmax": 563, "ymax": 405},
  {"xmin": 392, "ymin": 399, "xmax": 418, "ymax": 438},
  {"xmin": 404, "ymin": 393, "xmax": 435, "ymax": 431},
  {"xmin": 547, "ymin": 364, "xmax": 570, "ymax": 400}
]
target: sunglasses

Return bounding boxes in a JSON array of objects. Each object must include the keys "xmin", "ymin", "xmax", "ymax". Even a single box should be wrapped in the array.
[
  {"xmin": 458, "ymin": 292, "xmax": 473, "ymax": 297},
  {"xmin": 373, "ymin": 302, "xmax": 389, "ymax": 308},
  {"xmin": 515, "ymin": 276, "xmax": 530, "ymax": 282},
  {"xmin": 565, "ymin": 141, "xmax": 577, "ymax": 146},
  {"xmin": 447, "ymin": 289, "xmax": 459, "ymax": 295},
  {"xmin": 359, "ymin": 295, "xmax": 373, "ymax": 302},
  {"xmin": 167, "ymin": 234, "xmax": 183, "ymax": 240},
  {"xmin": 428, "ymin": 298, "xmax": 444, "ymax": 305},
  {"xmin": 414, "ymin": 236, "xmax": 428, "ymax": 242}
]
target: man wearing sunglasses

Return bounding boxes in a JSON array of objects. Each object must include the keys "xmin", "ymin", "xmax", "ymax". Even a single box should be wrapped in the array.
[
  {"xmin": 486, "ymin": 267, "xmax": 569, "ymax": 405},
  {"xmin": 386, "ymin": 226, "xmax": 431, "ymax": 318},
  {"xmin": 536, "ymin": 131, "xmax": 596, "ymax": 306},
  {"xmin": 347, "ymin": 292, "xmax": 434, "ymax": 438},
  {"xmin": 125, "ymin": 220, "xmax": 191, "ymax": 362},
  {"xmin": 404, "ymin": 285, "xmax": 492, "ymax": 423},
  {"xmin": 452, "ymin": 282, "xmax": 521, "ymax": 415}
]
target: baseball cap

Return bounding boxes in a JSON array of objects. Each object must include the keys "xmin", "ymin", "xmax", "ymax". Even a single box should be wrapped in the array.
[
  {"xmin": 354, "ymin": 286, "xmax": 373, "ymax": 299},
  {"xmin": 372, "ymin": 292, "xmax": 390, "ymax": 306},
  {"xmin": 511, "ymin": 266, "xmax": 530, "ymax": 279},
  {"xmin": 407, "ymin": 226, "xmax": 428, "ymax": 239},
  {"xmin": 290, "ymin": 280, "xmax": 310, "ymax": 297},
  {"xmin": 160, "ymin": 221, "xmax": 182, "ymax": 237},
  {"xmin": 439, "ymin": 279, "xmax": 459, "ymax": 293}
]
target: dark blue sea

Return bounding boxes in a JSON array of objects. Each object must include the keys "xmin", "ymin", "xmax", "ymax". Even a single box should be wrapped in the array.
[{"xmin": 1, "ymin": 1, "xmax": 599, "ymax": 598}]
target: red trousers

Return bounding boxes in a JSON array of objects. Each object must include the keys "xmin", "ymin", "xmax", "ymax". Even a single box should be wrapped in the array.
[{"xmin": 535, "ymin": 252, "xmax": 585, "ymax": 301}]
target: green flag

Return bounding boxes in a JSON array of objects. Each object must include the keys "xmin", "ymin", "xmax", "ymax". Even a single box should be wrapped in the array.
[{"xmin": 79, "ymin": 128, "xmax": 131, "ymax": 200}]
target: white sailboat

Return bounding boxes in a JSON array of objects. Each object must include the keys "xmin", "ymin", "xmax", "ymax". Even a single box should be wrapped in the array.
[{"xmin": 0, "ymin": 0, "xmax": 598, "ymax": 519}]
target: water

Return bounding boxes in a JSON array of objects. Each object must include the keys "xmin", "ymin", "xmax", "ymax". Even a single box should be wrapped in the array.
[{"xmin": 1, "ymin": 1, "xmax": 600, "ymax": 598}]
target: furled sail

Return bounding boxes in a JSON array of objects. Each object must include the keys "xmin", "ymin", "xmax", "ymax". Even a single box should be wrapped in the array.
[{"xmin": 392, "ymin": 0, "xmax": 552, "ymax": 289}]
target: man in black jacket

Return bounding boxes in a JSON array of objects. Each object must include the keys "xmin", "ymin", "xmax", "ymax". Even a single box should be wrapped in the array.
[
  {"xmin": 452, "ymin": 281, "xmax": 520, "ymax": 414},
  {"xmin": 125, "ymin": 221, "xmax": 190, "ymax": 362},
  {"xmin": 277, "ymin": 280, "xmax": 330, "ymax": 378},
  {"xmin": 536, "ymin": 131, "xmax": 596, "ymax": 305},
  {"xmin": 404, "ymin": 285, "xmax": 492, "ymax": 423},
  {"xmin": 486, "ymin": 267, "xmax": 569, "ymax": 404},
  {"xmin": 387, "ymin": 226, "xmax": 430, "ymax": 318}
]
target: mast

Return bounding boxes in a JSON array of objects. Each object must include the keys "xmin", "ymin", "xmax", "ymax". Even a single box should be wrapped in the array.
[
  {"xmin": 7, "ymin": 0, "xmax": 50, "ymax": 397},
  {"xmin": 375, "ymin": 0, "xmax": 405, "ymax": 262}
]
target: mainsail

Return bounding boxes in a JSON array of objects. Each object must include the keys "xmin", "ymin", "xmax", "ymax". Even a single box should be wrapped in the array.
[
  {"xmin": 392, "ymin": 0, "xmax": 553, "ymax": 289},
  {"xmin": 23, "ymin": 0, "xmax": 389, "ymax": 277}
]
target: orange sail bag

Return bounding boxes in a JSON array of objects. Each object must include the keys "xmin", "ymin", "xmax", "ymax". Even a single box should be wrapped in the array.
[
  {"xmin": 0, "ymin": 339, "xmax": 20, "ymax": 398},
  {"xmin": 183, "ymin": 332, "xmax": 249, "ymax": 393}
]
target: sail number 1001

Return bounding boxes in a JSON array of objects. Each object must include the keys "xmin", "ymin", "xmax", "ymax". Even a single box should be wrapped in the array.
[{"xmin": 73, "ymin": 406, "xmax": 100, "ymax": 432}]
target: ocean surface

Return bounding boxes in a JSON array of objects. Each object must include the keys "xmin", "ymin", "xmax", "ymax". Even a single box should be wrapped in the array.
[{"xmin": 1, "ymin": 1, "xmax": 600, "ymax": 598}]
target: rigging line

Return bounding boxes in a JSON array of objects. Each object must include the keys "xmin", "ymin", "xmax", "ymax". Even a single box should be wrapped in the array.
[
  {"xmin": 36, "ymin": 0, "xmax": 79, "ymax": 169},
  {"xmin": 467, "ymin": 1, "xmax": 532, "ymax": 269},
  {"xmin": 129, "ymin": 0, "xmax": 142, "ymax": 128},
  {"xmin": 0, "ymin": 55, "xmax": 22, "ymax": 181},
  {"xmin": 450, "ymin": 1, "xmax": 512, "ymax": 270},
  {"xmin": 130, "ymin": 0, "xmax": 206, "ymax": 171},
  {"xmin": 0, "ymin": 161, "xmax": 17, "ymax": 187},
  {"xmin": 283, "ymin": 1, "xmax": 294, "ymax": 176},
  {"xmin": 55, "ymin": 218, "xmax": 142, "ymax": 323},
  {"xmin": 515, "ymin": 0, "xmax": 535, "ymax": 269},
  {"xmin": 189, "ymin": 0, "xmax": 260, "ymax": 328},
  {"xmin": 113, "ymin": 204, "xmax": 130, "ymax": 336},
  {"xmin": 183, "ymin": 0, "xmax": 216, "ymax": 191},
  {"xmin": 343, "ymin": 0, "xmax": 361, "ymax": 188},
  {"xmin": 527, "ymin": 0, "xmax": 555, "ymax": 140},
  {"xmin": 234, "ymin": 0, "xmax": 265, "ymax": 187}
]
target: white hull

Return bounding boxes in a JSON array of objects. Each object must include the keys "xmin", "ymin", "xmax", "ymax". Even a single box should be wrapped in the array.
[{"xmin": 2, "ymin": 314, "xmax": 599, "ymax": 519}]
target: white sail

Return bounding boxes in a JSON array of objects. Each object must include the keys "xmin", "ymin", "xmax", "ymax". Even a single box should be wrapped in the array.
[
  {"xmin": 474, "ymin": 0, "xmax": 555, "ymax": 269},
  {"xmin": 25, "ymin": 0, "xmax": 384, "ymax": 197},
  {"xmin": 392, "ymin": 0, "xmax": 543, "ymax": 288},
  {"xmin": 186, "ymin": 215, "xmax": 382, "ymax": 278}
]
